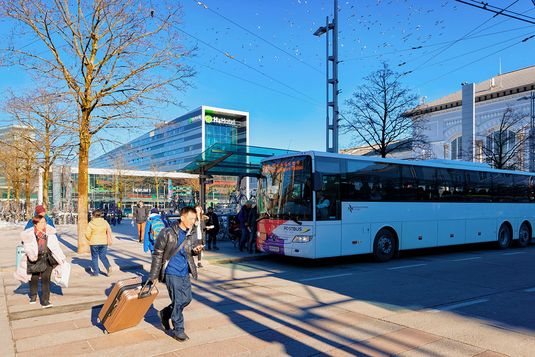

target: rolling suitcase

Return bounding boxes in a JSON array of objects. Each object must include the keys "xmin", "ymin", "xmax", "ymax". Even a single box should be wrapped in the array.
[{"xmin": 97, "ymin": 276, "xmax": 158, "ymax": 333}]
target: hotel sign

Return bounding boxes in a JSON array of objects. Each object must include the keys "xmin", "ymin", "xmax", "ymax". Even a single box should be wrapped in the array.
[{"xmin": 204, "ymin": 114, "xmax": 242, "ymax": 127}]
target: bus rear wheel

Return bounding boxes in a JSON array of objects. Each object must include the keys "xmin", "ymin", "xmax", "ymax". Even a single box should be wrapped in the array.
[
  {"xmin": 497, "ymin": 224, "xmax": 512, "ymax": 249},
  {"xmin": 518, "ymin": 222, "xmax": 531, "ymax": 248},
  {"xmin": 373, "ymin": 228, "xmax": 396, "ymax": 262}
]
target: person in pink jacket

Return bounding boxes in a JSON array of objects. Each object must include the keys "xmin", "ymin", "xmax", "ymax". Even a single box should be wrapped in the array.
[{"xmin": 14, "ymin": 214, "xmax": 67, "ymax": 308}]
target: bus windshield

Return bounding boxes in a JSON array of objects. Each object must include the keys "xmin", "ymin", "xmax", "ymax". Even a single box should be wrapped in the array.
[{"xmin": 258, "ymin": 155, "xmax": 313, "ymax": 221}]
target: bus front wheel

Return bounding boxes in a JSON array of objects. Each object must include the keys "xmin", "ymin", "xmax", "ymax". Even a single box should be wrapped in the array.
[
  {"xmin": 497, "ymin": 224, "xmax": 512, "ymax": 249},
  {"xmin": 373, "ymin": 228, "xmax": 396, "ymax": 262}
]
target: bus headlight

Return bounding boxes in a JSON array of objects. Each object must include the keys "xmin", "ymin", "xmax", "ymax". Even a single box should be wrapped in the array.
[{"xmin": 292, "ymin": 235, "xmax": 312, "ymax": 243}]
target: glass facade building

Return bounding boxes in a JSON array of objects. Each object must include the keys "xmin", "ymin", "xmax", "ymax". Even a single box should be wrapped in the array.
[
  {"xmin": 90, "ymin": 106, "xmax": 249, "ymax": 172},
  {"xmin": 89, "ymin": 106, "xmax": 249, "ymax": 209}
]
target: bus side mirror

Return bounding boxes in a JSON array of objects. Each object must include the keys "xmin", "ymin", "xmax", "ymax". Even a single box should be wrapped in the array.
[{"xmin": 313, "ymin": 172, "xmax": 323, "ymax": 191}]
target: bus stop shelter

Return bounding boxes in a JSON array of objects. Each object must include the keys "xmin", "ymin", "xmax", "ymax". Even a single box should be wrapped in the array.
[{"xmin": 181, "ymin": 143, "xmax": 297, "ymax": 208}]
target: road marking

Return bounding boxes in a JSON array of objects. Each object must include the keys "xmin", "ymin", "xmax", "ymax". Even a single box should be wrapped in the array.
[
  {"xmin": 299, "ymin": 273, "xmax": 352, "ymax": 282},
  {"xmin": 451, "ymin": 257, "xmax": 481, "ymax": 262},
  {"xmin": 524, "ymin": 287, "xmax": 535, "ymax": 293},
  {"xmin": 388, "ymin": 263, "xmax": 427, "ymax": 270},
  {"xmin": 430, "ymin": 298, "xmax": 489, "ymax": 313},
  {"xmin": 502, "ymin": 252, "xmax": 526, "ymax": 256}
]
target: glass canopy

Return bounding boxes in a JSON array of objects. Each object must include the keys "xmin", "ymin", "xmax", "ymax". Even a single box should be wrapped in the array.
[{"xmin": 181, "ymin": 143, "xmax": 297, "ymax": 176}]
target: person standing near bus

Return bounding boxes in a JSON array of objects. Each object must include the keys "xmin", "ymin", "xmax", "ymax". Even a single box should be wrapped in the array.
[
  {"xmin": 205, "ymin": 206, "xmax": 220, "ymax": 251},
  {"xmin": 133, "ymin": 201, "xmax": 149, "ymax": 243},
  {"xmin": 237, "ymin": 201, "xmax": 252, "ymax": 252},
  {"xmin": 247, "ymin": 202, "xmax": 259, "ymax": 254}
]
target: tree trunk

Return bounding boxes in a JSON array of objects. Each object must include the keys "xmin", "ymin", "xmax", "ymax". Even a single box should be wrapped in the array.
[
  {"xmin": 24, "ymin": 163, "xmax": 31, "ymax": 220},
  {"xmin": 42, "ymin": 166, "xmax": 49, "ymax": 208},
  {"xmin": 77, "ymin": 110, "xmax": 91, "ymax": 254}
]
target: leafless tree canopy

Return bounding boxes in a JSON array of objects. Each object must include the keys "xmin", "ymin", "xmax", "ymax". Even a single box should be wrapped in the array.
[
  {"xmin": 482, "ymin": 107, "xmax": 532, "ymax": 170},
  {"xmin": 342, "ymin": 63, "xmax": 428, "ymax": 158},
  {"xmin": 0, "ymin": 0, "xmax": 195, "ymax": 252},
  {"xmin": 4, "ymin": 88, "xmax": 76, "ymax": 207},
  {"xmin": 0, "ymin": 127, "xmax": 37, "ymax": 219}
]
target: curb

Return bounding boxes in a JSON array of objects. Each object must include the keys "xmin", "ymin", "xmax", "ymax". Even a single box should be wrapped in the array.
[{"xmin": 207, "ymin": 254, "xmax": 269, "ymax": 265}]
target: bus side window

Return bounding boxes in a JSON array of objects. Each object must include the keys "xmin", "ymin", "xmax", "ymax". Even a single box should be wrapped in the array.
[{"xmin": 317, "ymin": 174, "xmax": 340, "ymax": 220}]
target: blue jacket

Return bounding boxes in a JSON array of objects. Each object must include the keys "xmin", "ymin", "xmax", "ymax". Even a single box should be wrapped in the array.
[
  {"xmin": 25, "ymin": 214, "xmax": 55, "ymax": 230},
  {"xmin": 144, "ymin": 214, "xmax": 165, "ymax": 253}
]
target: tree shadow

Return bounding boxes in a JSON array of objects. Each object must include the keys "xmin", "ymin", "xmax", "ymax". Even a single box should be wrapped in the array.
[{"xmin": 56, "ymin": 233, "xmax": 78, "ymax": 253}]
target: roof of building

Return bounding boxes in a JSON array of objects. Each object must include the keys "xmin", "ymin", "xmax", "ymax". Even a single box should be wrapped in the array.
[{"xmin": 412, "ymin": 65, "xmax": 535, "ymax": 115}]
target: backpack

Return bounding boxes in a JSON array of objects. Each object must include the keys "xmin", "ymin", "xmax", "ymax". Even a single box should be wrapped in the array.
[{"xmin": 151, "ymin": 218, "xmax": 166, "ymax": 238}]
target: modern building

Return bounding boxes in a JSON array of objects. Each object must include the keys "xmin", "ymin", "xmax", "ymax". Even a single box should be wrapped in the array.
[
  {"xmin": 90, "ymin": 105, "xmax": 250, "ymax": 207},
  {"xmin": 90, "ymin": 105, "xmax": 249, "ymax": 171},
  {"xmin": 411, "ymin": 65, "xmax": 535, "ymax": 170}
]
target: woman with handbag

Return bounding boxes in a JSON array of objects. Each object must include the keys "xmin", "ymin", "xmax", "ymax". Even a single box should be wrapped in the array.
[
  {"xmin": 19, "ymin": 214, "xmax": 66, "ymax": 308},
  {"xmin": 85, "ymin": 209, "xmax": 113, "ymax": 277}
]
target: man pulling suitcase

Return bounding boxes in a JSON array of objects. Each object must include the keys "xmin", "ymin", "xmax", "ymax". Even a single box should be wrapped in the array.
[{"xmin": 148, "ymin": 206, "xmax": 204, "ymax": 342}]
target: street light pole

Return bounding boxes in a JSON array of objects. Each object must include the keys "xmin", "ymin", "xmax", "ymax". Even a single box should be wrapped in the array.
[
  {"xmin": 530, "ymin": 90, "xmax": 535, "ymax": 172},
  {"xmin": 314, "ymin": 0, "xmax": 339, "ymax": 153}
]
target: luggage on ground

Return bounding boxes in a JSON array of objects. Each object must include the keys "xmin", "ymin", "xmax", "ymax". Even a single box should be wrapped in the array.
[{"xmin": 97, "ymin": 276, "xmax": 158, "ymax": 333}]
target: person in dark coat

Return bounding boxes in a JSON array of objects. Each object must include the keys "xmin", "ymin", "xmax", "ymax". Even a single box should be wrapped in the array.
[
  {"xmin": 205, "ymin": 207, "xmax": 220, "ymax": 250},
  {"xmin": 148, "ymin": 206, "xmax": 203, "ymax": 342},
  {"xmin": 237, "ymin": 201, "xmax": 252, "ymax": 252},
  {"xmin": 133, "ymin": 201, "xmax": 149, "ymax": 243},
  {"xmin": 247, "ymin": 202, "xmax": 259, "ymax": 253}
]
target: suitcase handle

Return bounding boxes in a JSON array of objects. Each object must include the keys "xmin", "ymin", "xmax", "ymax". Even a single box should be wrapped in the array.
[{"xmin": 139, "ymin": 280, "xmax": 154, "ymax": 299}]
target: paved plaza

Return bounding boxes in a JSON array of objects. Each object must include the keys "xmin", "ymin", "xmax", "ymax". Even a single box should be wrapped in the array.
[{"xmin": 1, "ymin": 221, "xmax": 534, "ymax": 356}]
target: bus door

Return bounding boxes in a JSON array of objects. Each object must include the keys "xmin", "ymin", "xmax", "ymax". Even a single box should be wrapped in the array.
[{"xmin": 314, "ymin": 158, "xmax": 342, "ymax": 258}]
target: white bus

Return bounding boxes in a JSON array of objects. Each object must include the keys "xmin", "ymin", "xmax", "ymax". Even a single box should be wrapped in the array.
[{"xmin": 256, "ymin": 151, "xmax": 535, "ymax": 261}]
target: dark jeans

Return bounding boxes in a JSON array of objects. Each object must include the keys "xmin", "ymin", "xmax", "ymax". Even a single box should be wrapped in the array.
[
  {"xmin": 207, "ymin": 231, "xmax": 218, "ymax": 249},
  {"xmin": 162, "ymin": 275, "xmax": 192, "ymax": 334},
  {"xmin": 90, "ymin": 245, "xmax": 110, "ymax": 276},
  {"xmin": 239, "ymin": 227, "xmax": 249, "ymax": 251},
  {"xmin": 248, "ymin": 230, "xmax": 257, "ymax": 253},
  {"xmin": 29, "ymin": 263, "xmax": 53, "ymax": 302}
]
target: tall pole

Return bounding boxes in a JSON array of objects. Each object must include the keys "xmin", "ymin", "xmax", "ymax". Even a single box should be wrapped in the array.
[
  {"xmin": 324, "ymin": 15, "xmax": 330, "ymax": 152},
  {"xmin": 530, "ymin": 90, "xmax": 535, "ymax": 172},
  {"xmin": 332, "ymin": 0, "xmax": 339, "ymax": 153},
  {"xmin": 322, "ymin": 0, "xmax": 339, "ymax": 153}
]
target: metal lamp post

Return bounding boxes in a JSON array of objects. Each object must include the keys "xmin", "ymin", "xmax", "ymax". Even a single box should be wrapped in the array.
[{"xmin": 314, "ymin": 0, "xmax": 339, "ymax": 153}]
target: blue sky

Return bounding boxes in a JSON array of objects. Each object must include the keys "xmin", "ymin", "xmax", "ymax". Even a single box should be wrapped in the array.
[{"xmin": 1, "ymin": 0, "xmax": 535, "ymax": 159}]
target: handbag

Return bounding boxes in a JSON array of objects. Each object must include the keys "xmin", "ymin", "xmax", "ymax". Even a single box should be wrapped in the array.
[{"xmin": 27, "ymin": 254, "xmax": 48, "ymax": 274}]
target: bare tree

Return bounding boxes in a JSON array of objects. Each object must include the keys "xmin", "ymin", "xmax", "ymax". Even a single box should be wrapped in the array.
[
  {"xmin": 482, "ymin": 107, "xmax": 531, "ymax": 170},
  {"xmin": 1, "ymin": 1, "xmax": 195, "ymax": 252},
  {"xmin": 0, "ymin": 127, "xmax": 37, "ymax": 219},
  {"xmin": 4, "ymin": 88, "xmax": 76, "ymax": 208},
  {"xmin": 342, "ymin": 63, "xmax": 428, "ymax": 158}
]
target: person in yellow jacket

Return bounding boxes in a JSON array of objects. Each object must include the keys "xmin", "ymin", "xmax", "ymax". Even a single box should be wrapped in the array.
[{"xmin": 85, "ymin": 209, "xmax": 113, "ymax": 277}]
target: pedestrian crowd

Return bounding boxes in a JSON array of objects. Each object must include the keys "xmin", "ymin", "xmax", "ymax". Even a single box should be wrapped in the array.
[{"xmin": 14, "ymin": 199, "xmax": 260, "ymax": 342}]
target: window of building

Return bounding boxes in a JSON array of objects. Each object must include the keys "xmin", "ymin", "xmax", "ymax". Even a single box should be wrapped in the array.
[
  {"xmin": 451, "ymin": 136, "xmax": 463, "ymax": 160},
  {"xmin": 485, "ymin": 130, "xmax": 516, "ymax": 160}
]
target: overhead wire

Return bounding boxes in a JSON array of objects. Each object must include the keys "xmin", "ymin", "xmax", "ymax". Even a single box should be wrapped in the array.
[
  {"xmin": 404, "ymin": 0, "xmax": 522, "ymax": 75},
  {"xmin": 155, "ymin": 14, "xmax": 322, "ymax": 105},
  {"xmin": 193, "ymin": 0, "xmax": 324, "ymax": 75},
  {"xmin": 342, "ymin": 24, "xmax": 535, "ymax": 62},
  {"xmin": 190, "ymin": 59, "xmax": 322, "ymax": 107},
  {"xmin": 415, "ymin": 32, "xmax": 535, "ymax": 88}
]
